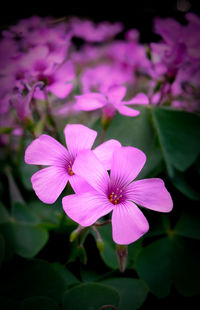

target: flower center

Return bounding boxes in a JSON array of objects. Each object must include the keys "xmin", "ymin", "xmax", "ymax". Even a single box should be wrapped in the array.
[
  {"xmin": 67, "ymin": 160, "xmax": 74, "ymax": 176},
  {"xmin": 108, "ymin": 188, "xmax": 123, "ymax": 205}
]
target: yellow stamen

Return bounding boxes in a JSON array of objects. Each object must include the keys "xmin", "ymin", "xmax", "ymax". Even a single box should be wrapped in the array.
[{"xmin": 114, "ymin": 200, "xmax": 118, "ymax": 204}]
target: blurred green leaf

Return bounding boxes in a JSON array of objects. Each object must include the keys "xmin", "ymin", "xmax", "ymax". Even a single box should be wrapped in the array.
[
  {"xmin": 93, "ymin": 106, "xmax": 164, "ymax": 179},
  {"xmin": 172, "ymin": 237, "xmax": 200, "ymax": 296},
  {"xmin": 0, "ymin": 203, "xmax": 10, "ymax": 223},
  {"xmin": 19, "ymin": 297, "xmax": 60, "ymax": 310},
  {"xmin": 0, "ymin": 222, "xmax": 48, "ymax": 258},
  {"xmin": 175, "ymin": 212, "xmax": 200, "ymax": 239},
  {"xmin": 98, "ymin": 225, "xmax": 118, "ymax": 270},
  {"xmin": 126, "ymin": 239, "xmax": 142, "ymax": 269},
  {"xmin": 168, "ymin": 166, "xmax": 200, "ymax": 200},
  {"xmin": 20, "ymin": 161, "xmax": 37, "ymax": 191},
  {"xmin": 0, "ymin": 260, "xmax": 77, "ymax": 303},
  {"xmin": 135, "ymin": 237, "xmax": 173, "ymax": 298},
  {"xmin": 63, "ymin": 283, "xmax": 120, "ymax": 310},
  {"xmin": 100, "ymin": 277, "xmax": 148, "ymax": 310},
  {"xmin": 12, "ymin": 202, "xmax": 39, "ymax": 225},
  {"xmin": 151, "ymin": 107, "xmax": 200, "ymax": 172},
  {"xmin": 5, "ymin": 168, "xmax": 24, "ymax": 205}
]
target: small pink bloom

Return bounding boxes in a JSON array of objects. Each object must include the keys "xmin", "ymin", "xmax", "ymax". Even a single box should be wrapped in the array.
[
  {"xmin": 63, "ymin": 148, "xmax": 173, "ymax": 245},
  {"xmin": 75, "ymin": 85, "xmax": 149, "ymax": 119},
  {"xmin": 25, "ymin": 124, "xmax": 121, "ymax": 204}
]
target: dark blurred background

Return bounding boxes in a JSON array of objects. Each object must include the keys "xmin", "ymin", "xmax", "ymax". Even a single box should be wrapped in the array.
[{"xmin": 1, "ymin": 1, "xmax": 200, "ymax": 42}]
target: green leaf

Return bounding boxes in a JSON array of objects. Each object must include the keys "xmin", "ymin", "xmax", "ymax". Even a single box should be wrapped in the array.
[
  {"xmin": 175, "ymin": 212, "xmax": 200, "ymax": 240},
  {"xmin": 20, "ymin": 161, "xmax": 38, "ymax": 191},
  {"xmin": 0, "ymin": 222, "xmax": 48, "ymax": 258},
  {"xmin": 0, "ymin": 203, "xmax": 10, "ymax": 223},
  {"xmin": 135, "ymin": 237, "xmax": 173, "ymax": 298},
  {"xmin": 100, "ymin": 278, "xmax": 148, "ymax": 310},
  {"xmin": 12, "ymin": 202, "xmax": 39, "ymax": 225},
  {"xmin": 94, "ymin": 106, "xmax": 164, "ymax": 178},
  {"xmin": 169, "ymin": 167, "xmax": 200, "ymax": 200},
  {"xmin": 172, "ymin": 237, "xmax": 200, "ymax": 296},
  {"xmin": 98, "ymin": 225, "xmax": 118, "ymax": 269},
  {"xmin": 19, "ymin": 297, "xmax": 60, "ymax": 310},
  {"xmin": 63, "ymin": 283, "xmax": 120, "ymax": 310},
  {"xmin": 151, "ymin": 107, "xmax": 200, "ymax": 171},
  {"xmin": 51, "ymin": 263, "xmax": 79, "ymax": 287},
  {"xmin": 127, "ymin": 239, "xmax": 142, "ymax": 269},
  {"xmin": 0, "ymin": 260, "xmax": 76, "ymax": 302}
]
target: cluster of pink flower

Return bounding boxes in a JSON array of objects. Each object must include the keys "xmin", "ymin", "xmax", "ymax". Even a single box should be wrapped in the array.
[
  {"xmin": 25, "ymin": 124, "xmax": 173, "ymax": 245},
  {"xmin": 0, "ymin": 13, "xmax": 199, "ymax": 139}
]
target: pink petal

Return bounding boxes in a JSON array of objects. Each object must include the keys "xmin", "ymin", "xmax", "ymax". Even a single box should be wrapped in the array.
[
  {"xmin": 110, "ymin": 147, "xmax": 146, "ymax": 188},
  {"xmin": 25, "ymin": 135, "xmax": 69, "ymax": 166},
  {"xmin": 127, "ymin": 178, "xmax": 173, "ymax": 212},
  {"xmin": 116, "ymin": 105, "xmax": 140, "ymax": 117},
  {"xmin": 64, "ymin": 124, "xmax": 97, "ymax": 157},
  {"xmin": 93, "ymin": 139, "xmax": 121, "ymax": 170},
  {"xmin": 75, "ymin": 93, "xmax": 107, "ymax": 111},
  {"xmin": 62, "ymin": 191, "xmax": 113, "ymax": 226},
  {"xmin": 31, "ymin": 166, "xmax": 69, "ymax": 204},
  {"xmin": 48, "ymin": 82, "xmax": 73, "ymax": 98},
  {"xmin": 72, "ymin": 150, "xmax": 109, "ymax": 193},
  {"xmin": 106, "ymin": 85, "xmax": 127, "ymax": 104},
  {"xmin": 112, "ymin": 201, "xmax": 149, "ymax": 244},
  {"xmin": 69, "ymin": 174, "xmax": 95, "ymax": 194},
  {"xmin": 124, "ymin": 93, "xmax": 149, "ymax": 105}
]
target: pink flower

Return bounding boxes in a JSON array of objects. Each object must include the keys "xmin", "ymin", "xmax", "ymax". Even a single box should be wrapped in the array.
[
  {"xmin": 25, "ymin": 124, "xmax": 121, "ymax": 204},
  {"xmin": 62, "ymin": 147, "xmax": 173, "ymax": 245},
  {"xmin": 75, "ymin": 85, "xmax": 149, "ymax": 119}
]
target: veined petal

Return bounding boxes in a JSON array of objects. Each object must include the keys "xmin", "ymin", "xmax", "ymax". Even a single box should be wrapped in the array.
[
  {"xmin": 64, "ymin": 124, "xmax": 97, "ymax": 157},
  {"xmin": 69, "ymin": 174, "xmax": 95, "ymax": 194},
  {"xmin": 106, "ymin": 85, "xmax": 127, "ymax": 104},
  {"xmin": 93, "ymin": 139, "xmax": 121, "ymax": 170},
  {"xmin": 124, "ymin": 93, "xmax": 149, "ymax": 105},
  {"xmin": 62, "ymin": 192, "xmax": 113, "ymax": 226},
  {"xmin": 110, "ymin": 147, "xmax": 146, "ymax": 188},
  {"xmin": 72, "ymin": 150, "xmax": 110, "ymax": 193},
  {"xmin": 75, "ymin": 93, "xmax": 107, "ymax": 111},
  {"xmin": 127, "ymin": 178, "xmax": 173, "ymax": 212},
  {"xmin": 112, "ymin": 201, "xmax": 149, "ymax": 245},
  {"xmin": 31, "ymin": 166, "xmax": 69, "ymax": 204},
  {"xmin": 25, "ymin": 134, "xmax": 69, "ymax": 166},
  {"xmin": 116, "ymin": 105, "xmax": 140, "ymax": 117}
]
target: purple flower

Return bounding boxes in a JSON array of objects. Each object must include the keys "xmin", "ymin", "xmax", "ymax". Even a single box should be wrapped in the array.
[
  {"xmin": 62, "ymin": 148, "xmax": 173, "ymax": 245},
  {"xmin": 75, "ymin": 85, "xmax": 149, "ymax": 119},
  {"xmin": 25, "ymin": 124, "xmax": 121, "ymax": 204}
]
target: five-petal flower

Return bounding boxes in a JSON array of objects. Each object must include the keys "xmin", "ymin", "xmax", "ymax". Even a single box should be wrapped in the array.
[
  {"xmin": 25, "ymin": 124, "xmax": 121, "ymax": 204},
  {"xmin": 62, "ymin": 147, "xmax": 173, "ymax": 245}
]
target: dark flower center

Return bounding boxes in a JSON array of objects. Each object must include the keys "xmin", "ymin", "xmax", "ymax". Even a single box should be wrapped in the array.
[
  {"xmin": 67, "ymin": 160, "xmax": 74, "ymax": 176},
  {"xmin": 108, "ymin": 187, "xmax": 123, "ymax": 205}
]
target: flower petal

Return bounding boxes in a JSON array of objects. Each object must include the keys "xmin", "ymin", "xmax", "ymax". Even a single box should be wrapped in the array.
[
  {"xmin": 110, "ymin": 146, "xmax": 146, "ymax": 188},
  {"xmin": 127, "ymin": 178, "xmax": 173, "ymax": 212},
  {"xmin": 31, "ymin": 166, "xmax": 69, "ymax": 204},
  {"xmin": 25, "ymin": 135, "xmax": 69, "ymax": 166},
  {"xmin": 116, "ymin": 105, "xmax": 140, "ymax": 117},
  {"xmin": 124, "ymin": 93, "xmax": 149, "ymax": 105},
  {"xmin": 112, "ymin": 201, "xmax": 149, "ymax": 245},
  {"xmin": 72, "ymin": 150, "xmax": 109, "ymax": 193},
  {"xmin": 75, "ymin": 93, "xmax": 107, "ymax": 111},
  {"xmin": 93, "ymin": 139, "xmax": 121, "ymax": 170},
  {"xmin": 106, "ymin": 85, "xmax": 127, "ymax": 104},
  {"xmin": 62, "ymin": 192, "xmax": 113, "ymax": 226},
  {"xmin": 64, "ymin": 124, "xmax": 97, "ymax": 157},
  {"xmin": 69, "ymin": 174, "xmax": 95, "ymax": 194}
]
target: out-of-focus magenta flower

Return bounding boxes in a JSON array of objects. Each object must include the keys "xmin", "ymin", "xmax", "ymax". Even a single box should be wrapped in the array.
[
  {"xmin": 62, "ymin": 147, "xmax": 173, "ymax": 245},
  {"xmin": 25, "ymin": 124, "xmax": 121, "ymax": 203},
  {"xmin": 10, "ymin": 82, "xmax": 44, "ymax": 121},
  {"xmin": 75, "ymin": 85, "xmax": 149, "ymax": 119},
  {"xmin": 80, "ymin": 64, "xmax": 133, "ymax": 94},
  {"xmin": 70, "ymin": 18, "xmax": 123, "ymax": 42}
]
